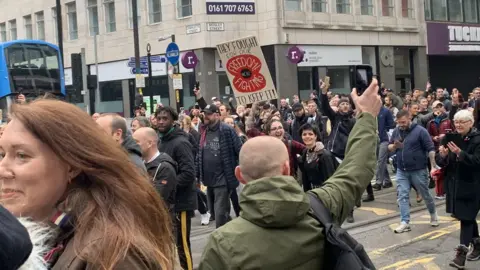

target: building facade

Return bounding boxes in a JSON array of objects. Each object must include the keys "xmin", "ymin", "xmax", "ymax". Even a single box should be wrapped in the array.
[
  {"xmin": 424, "ymin": 0, "xmax": 480, "ymax": 96},
  {"xmin": 0, "ymin": 0, "xmax": 428, "ymax": 116}
]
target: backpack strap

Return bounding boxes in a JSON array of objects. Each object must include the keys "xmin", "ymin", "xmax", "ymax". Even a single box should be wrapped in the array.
[
  {"xmin": 288, "ymin": 139, "xmax": 292, "ymax": 155},
  {"xmin": 307, "ymin": 193, "xmax": 333, "ymax": 226}
]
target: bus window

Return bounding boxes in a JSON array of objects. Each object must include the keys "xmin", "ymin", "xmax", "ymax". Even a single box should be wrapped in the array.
[{"xmin": 4, "ymin": 43, "xmax": 61, "ymax": 95}]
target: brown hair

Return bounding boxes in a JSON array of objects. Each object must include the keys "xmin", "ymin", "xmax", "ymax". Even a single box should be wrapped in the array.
[{"xmin": 10, "ymin": 100, "xmax": 174, "ymax": 269}]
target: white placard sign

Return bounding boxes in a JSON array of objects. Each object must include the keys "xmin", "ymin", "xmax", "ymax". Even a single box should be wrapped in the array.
[{"xmin": 216, "ymin": 36, "xmax": 277, "ymax": 105}]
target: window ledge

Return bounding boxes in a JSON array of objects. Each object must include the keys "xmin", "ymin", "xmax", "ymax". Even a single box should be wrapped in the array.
[
  {"xmin": 176, "ymin": 15, "xmax": 193, "ymax": 20},
  {"xmin": 148, "ymin": 22, "xmax": 163, "ymax": 26}
]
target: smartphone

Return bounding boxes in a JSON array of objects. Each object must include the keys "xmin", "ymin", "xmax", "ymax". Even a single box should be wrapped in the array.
[
  {"xmin": 445, "ymin": 133, "xmax": 464, "ymax": 149},
  {"xmin": 195, "ymin": 81, "xmax": 200, "ymax": 90},
  {"xmin": 351, "ymin": 65, "xmax": 373, "ymax": 96},
  {"xmin": 324, "ymin": 76, "xmax": 330, "ymax": 87}
]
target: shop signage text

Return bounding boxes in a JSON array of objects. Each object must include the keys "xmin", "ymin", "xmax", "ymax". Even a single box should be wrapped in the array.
[{"xmin": 427, "ymin": 22, "xmax": 480, "ymax": 55}]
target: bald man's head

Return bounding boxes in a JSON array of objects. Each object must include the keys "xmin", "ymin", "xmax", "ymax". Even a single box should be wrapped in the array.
[
  {"xmin": 235, "ymin": 136, "xmax": 290, "ymax": 184},
  {"xmin": 133, "ymin": 127, "xmax": 158, "ymax": 159}
]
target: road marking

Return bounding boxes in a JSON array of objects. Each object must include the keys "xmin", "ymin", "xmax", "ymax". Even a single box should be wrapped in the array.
[
  {"xmin": 379, "ymin": 256, "xmax": 440, "ymax": 270},
  {"xmin": 369, "ymin": 223, "xmax": 461, "ymax": 259},
  {"xmin": 358, "ymin": 207, "xmax": 396, "ymax": 216},
  {"xmin": 420, "ymin": 215, "xmax": 456, "ymax": 221}
]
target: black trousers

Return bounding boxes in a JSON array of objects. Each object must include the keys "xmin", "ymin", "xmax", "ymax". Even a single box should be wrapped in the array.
[
  {"xmin": 197, "ymin": 189, "xmax": 208, "ymax": 215},
  {"xmin": 175, "ymin": 211, "xmax": 193, "ymax": 270},
  {"xmin": 230, "ymin": 189, "xmax": 241, "ymax": 217},
  {"xmin": 460, "ymin": 220, "xmax": 480, "ymax": 246}
]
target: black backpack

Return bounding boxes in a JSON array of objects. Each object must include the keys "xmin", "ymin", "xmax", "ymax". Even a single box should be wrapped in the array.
[{"xmin": 307, "ymin": 193, "xmax": 376, "ymax": 270}]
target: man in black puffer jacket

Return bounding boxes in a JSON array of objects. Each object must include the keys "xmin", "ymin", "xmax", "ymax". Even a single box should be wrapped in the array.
[{"xmin": 155, "ymin": 106, "xmax": 196, "ymax": 270}]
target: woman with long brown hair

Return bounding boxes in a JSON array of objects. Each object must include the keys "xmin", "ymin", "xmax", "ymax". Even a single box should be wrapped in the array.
[{"xmin": 0, "ymin": 99, "xmax": 175, "ymax": 269}]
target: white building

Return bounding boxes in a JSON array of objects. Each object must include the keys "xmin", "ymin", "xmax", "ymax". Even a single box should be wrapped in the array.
[{"xmin": 0, "ymin": 0, "xmax": 428, "ymax": 116}]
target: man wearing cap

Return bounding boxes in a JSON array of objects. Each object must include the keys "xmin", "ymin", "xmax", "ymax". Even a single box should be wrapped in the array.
[{"xmin": 197, "ymin": 104, "xmax": 243, "ymax": 228}]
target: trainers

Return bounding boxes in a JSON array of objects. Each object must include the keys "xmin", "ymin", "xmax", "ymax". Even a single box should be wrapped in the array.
[
  {"xmin": 467, "ymin": 238, "xmax": 480, "ymax": 261},
  {"xmin": 372, "ymin": 183, "xmax": 382, "ymax": 191},
  {"xmin": 201, "ymin": 212, "xmax": 211, "ymax": 225},
  {"xmin": 435, "ymin": 195, "xmax": 446, "ymax": 200},
  {"xmin": 394, "ymin": 222, "xmax": 411, "ymax": 233},
  {"xmin": 450, "ymin": 245, "xmax": 468, "ymax": 269},
  {"xmin": 430, "ymin": 212, "xmax": 439, "ymax": 227}
]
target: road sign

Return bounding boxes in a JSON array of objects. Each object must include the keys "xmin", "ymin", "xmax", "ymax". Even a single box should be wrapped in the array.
[
  {"xmin": 166, "ymin": 42, "xmax": 180, "ymax": 65},
  {"xmin": 130, "ymin": 67, "xmax": 149, "ymax": 74},
  {"xmin": 127, "ymin": 56, "xmax": 166, "ymax": 68},
  {"xmin": 135, "ymin": 74, "xmax": 145, "ymax": 88}
]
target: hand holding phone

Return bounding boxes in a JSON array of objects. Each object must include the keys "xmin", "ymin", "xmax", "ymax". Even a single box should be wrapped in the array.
[{"xmin": 352, "ymin": 65, "xmax": 373, "ymax": 96}]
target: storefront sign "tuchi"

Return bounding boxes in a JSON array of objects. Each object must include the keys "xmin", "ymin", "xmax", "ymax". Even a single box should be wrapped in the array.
[{"xmin": 427, "ymin": 22, "xmax": 480, "ymax": 55}]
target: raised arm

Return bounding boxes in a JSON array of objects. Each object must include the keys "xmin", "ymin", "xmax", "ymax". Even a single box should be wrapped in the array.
[{"xmin": 310, "ymin": 80, "xmax": 381, "ymax": 225}]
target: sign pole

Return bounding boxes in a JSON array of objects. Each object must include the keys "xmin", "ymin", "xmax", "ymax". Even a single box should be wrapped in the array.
[
  {"xmin": 147, "ymin": 43, "xmax": 153, "ymax": 114},
  {"xmin": 132, "ymin": 0, "xmax": 142, "ymax": 101}
]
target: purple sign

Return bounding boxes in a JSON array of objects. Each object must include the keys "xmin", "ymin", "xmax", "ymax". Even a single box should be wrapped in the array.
[
  {"xmin": 427, "ymin": 22, "xmax": 480, "ymax": 55},
  {"xmin": 181, "ymin": 51, "xmax": 198, "ymax": 69},
  {"xmin": 287, "ymin": 46, "xmax": 304, "ymax": 64},
  {"xmin": 206, "ymin": 1, "xmax": 255, "ymax": 14}
]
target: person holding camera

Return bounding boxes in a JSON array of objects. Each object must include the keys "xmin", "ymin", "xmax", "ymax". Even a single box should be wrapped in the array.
[{"xmin": 435, "ymin": 109, "xmax": 480, "ymax": 269}]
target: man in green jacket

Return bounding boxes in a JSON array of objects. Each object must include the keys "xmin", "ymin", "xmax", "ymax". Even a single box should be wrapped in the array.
[{"xmin": 199, "ymin": 79, "xmax": 382, "ymax": 270}]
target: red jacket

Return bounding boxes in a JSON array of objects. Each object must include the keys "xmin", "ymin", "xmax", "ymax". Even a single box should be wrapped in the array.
[{"xmin": 427, "ymin": 115, "xmax": 453, "ymax": 148}]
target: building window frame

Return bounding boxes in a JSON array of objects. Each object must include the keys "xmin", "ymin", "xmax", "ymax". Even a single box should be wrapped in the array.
[
  {"xmin": 104, "ymin": 0, "xmax": 116, "ymax": 33},
  {"xmin": 148, "ymin": 0, "xmax": 162, "ymax": 24},
  {"xmin": 9, "ymin": 20, "xmax": 17, "ymax": 40},
  {"xmin": 177, "ymin": 0, "xmax": 193, "ymax": 18},
  {"xmin": 401, "ymin": 0, "xmax": 414, "ymax": 18},
  {"xmin": 66, "ymin": 1, "xmax": 78, "ymax": 40},
  {"xmin": 360, "ymin": 0, "xmax": 374, "ymax": 15},
  {"xmin": 0, "ymin": 23, "xmax": 6, "ymax": 41},
  {"xmin": 464, "ymin": 0, "xmax": 478, "ymax": 22},
  {"xmin": 284, "ymin": 0, "xmax": 302, "ymax": 11},
  {"xmin": 447, "ymin": 0, "xmax": 464, "ymax": 22},
  {"xmin": 35, "ymin": 11, "xmax": 45, "ymax": 40},
  {"xmin": 336, "ymin": 0, "xmax": 351, "ymax": 14},
  {"xmin": 381, "ymin": 0, "xmax": 394, "ymax": 17},
  {"xmin": 52, "ymin": 7, "xmax": 58, "ymax": 43},
  {"xmin": 87, "ymin": 0, "xmax": 99, "ymax": 36},
  {"xmin": 312, "ymin": 0, "xmax": 327, "ymax": 12},
  {"xmin": 24, "ymin": 15, "xmax": 33, "ymax": 39}
]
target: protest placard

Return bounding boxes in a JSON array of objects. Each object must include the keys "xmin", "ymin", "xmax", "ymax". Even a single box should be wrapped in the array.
[{"xmin": 216, "ymin": 36, "xmax": 277, "ymax": 105}]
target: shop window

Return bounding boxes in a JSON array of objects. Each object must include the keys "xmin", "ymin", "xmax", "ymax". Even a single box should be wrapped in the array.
[
  {"xmin": 326, "ymin": 66, "xmax": 350, "ymax": 94},
  {"xmin": 100, "ymin": 80, "xmax": 123, "ymax": 102},
  {"xmin": 448, "ymin": 0, "xmax": 463, "ymax": 22},
  {"xmin": 298, "ymin": 67, "xmax": 313, "ymax": 101},
  {"xmin": 182, "ymin": 72, "xmax": 195, "ymax": 109}
]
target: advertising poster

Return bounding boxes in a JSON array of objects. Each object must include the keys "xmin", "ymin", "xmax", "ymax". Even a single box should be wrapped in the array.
[{"xmin": 216, "ymin": 36, "xmax": 277, "ymax": 106}]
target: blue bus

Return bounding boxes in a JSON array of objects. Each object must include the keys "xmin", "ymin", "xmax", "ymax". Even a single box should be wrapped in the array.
[{"xmin": 0, "ymin": 39, "xmax": 65, "ymax": 106}]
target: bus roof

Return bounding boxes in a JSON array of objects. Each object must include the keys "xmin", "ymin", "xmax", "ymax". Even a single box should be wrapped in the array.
[{"xmin": 0, "ymin": 40, "xmax": 60, "ymax": 50}]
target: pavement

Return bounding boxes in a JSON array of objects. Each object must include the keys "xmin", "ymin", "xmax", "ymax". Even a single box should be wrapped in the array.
[{"xmin": 189, "ymin": 174, "xmax": 460, "ymax": 269}]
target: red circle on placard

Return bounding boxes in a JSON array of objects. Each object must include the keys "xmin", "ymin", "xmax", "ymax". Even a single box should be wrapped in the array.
[{"xmin": 226, "ymin": 54, "xmax": 267, "ymax": 93}]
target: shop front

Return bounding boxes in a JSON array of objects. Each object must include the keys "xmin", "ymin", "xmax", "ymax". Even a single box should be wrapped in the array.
[
  {"xmin": 292, "ymin": 45, "xmax": 363, "ymax": 99},
  {"xmin": 427, "ymin": 21, "xmax": 480, "ymax": 95}
]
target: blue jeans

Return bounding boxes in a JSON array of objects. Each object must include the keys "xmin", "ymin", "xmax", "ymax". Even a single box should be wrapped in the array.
[{"xmin": 396, "ymin": 169, "xmax": 436, "ymax": 223}]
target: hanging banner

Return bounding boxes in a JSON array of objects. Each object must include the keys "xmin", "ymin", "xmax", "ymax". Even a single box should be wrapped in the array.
[{"xmin": 216, "ymin": 36, "xmax": 277, "ymax": 105}]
